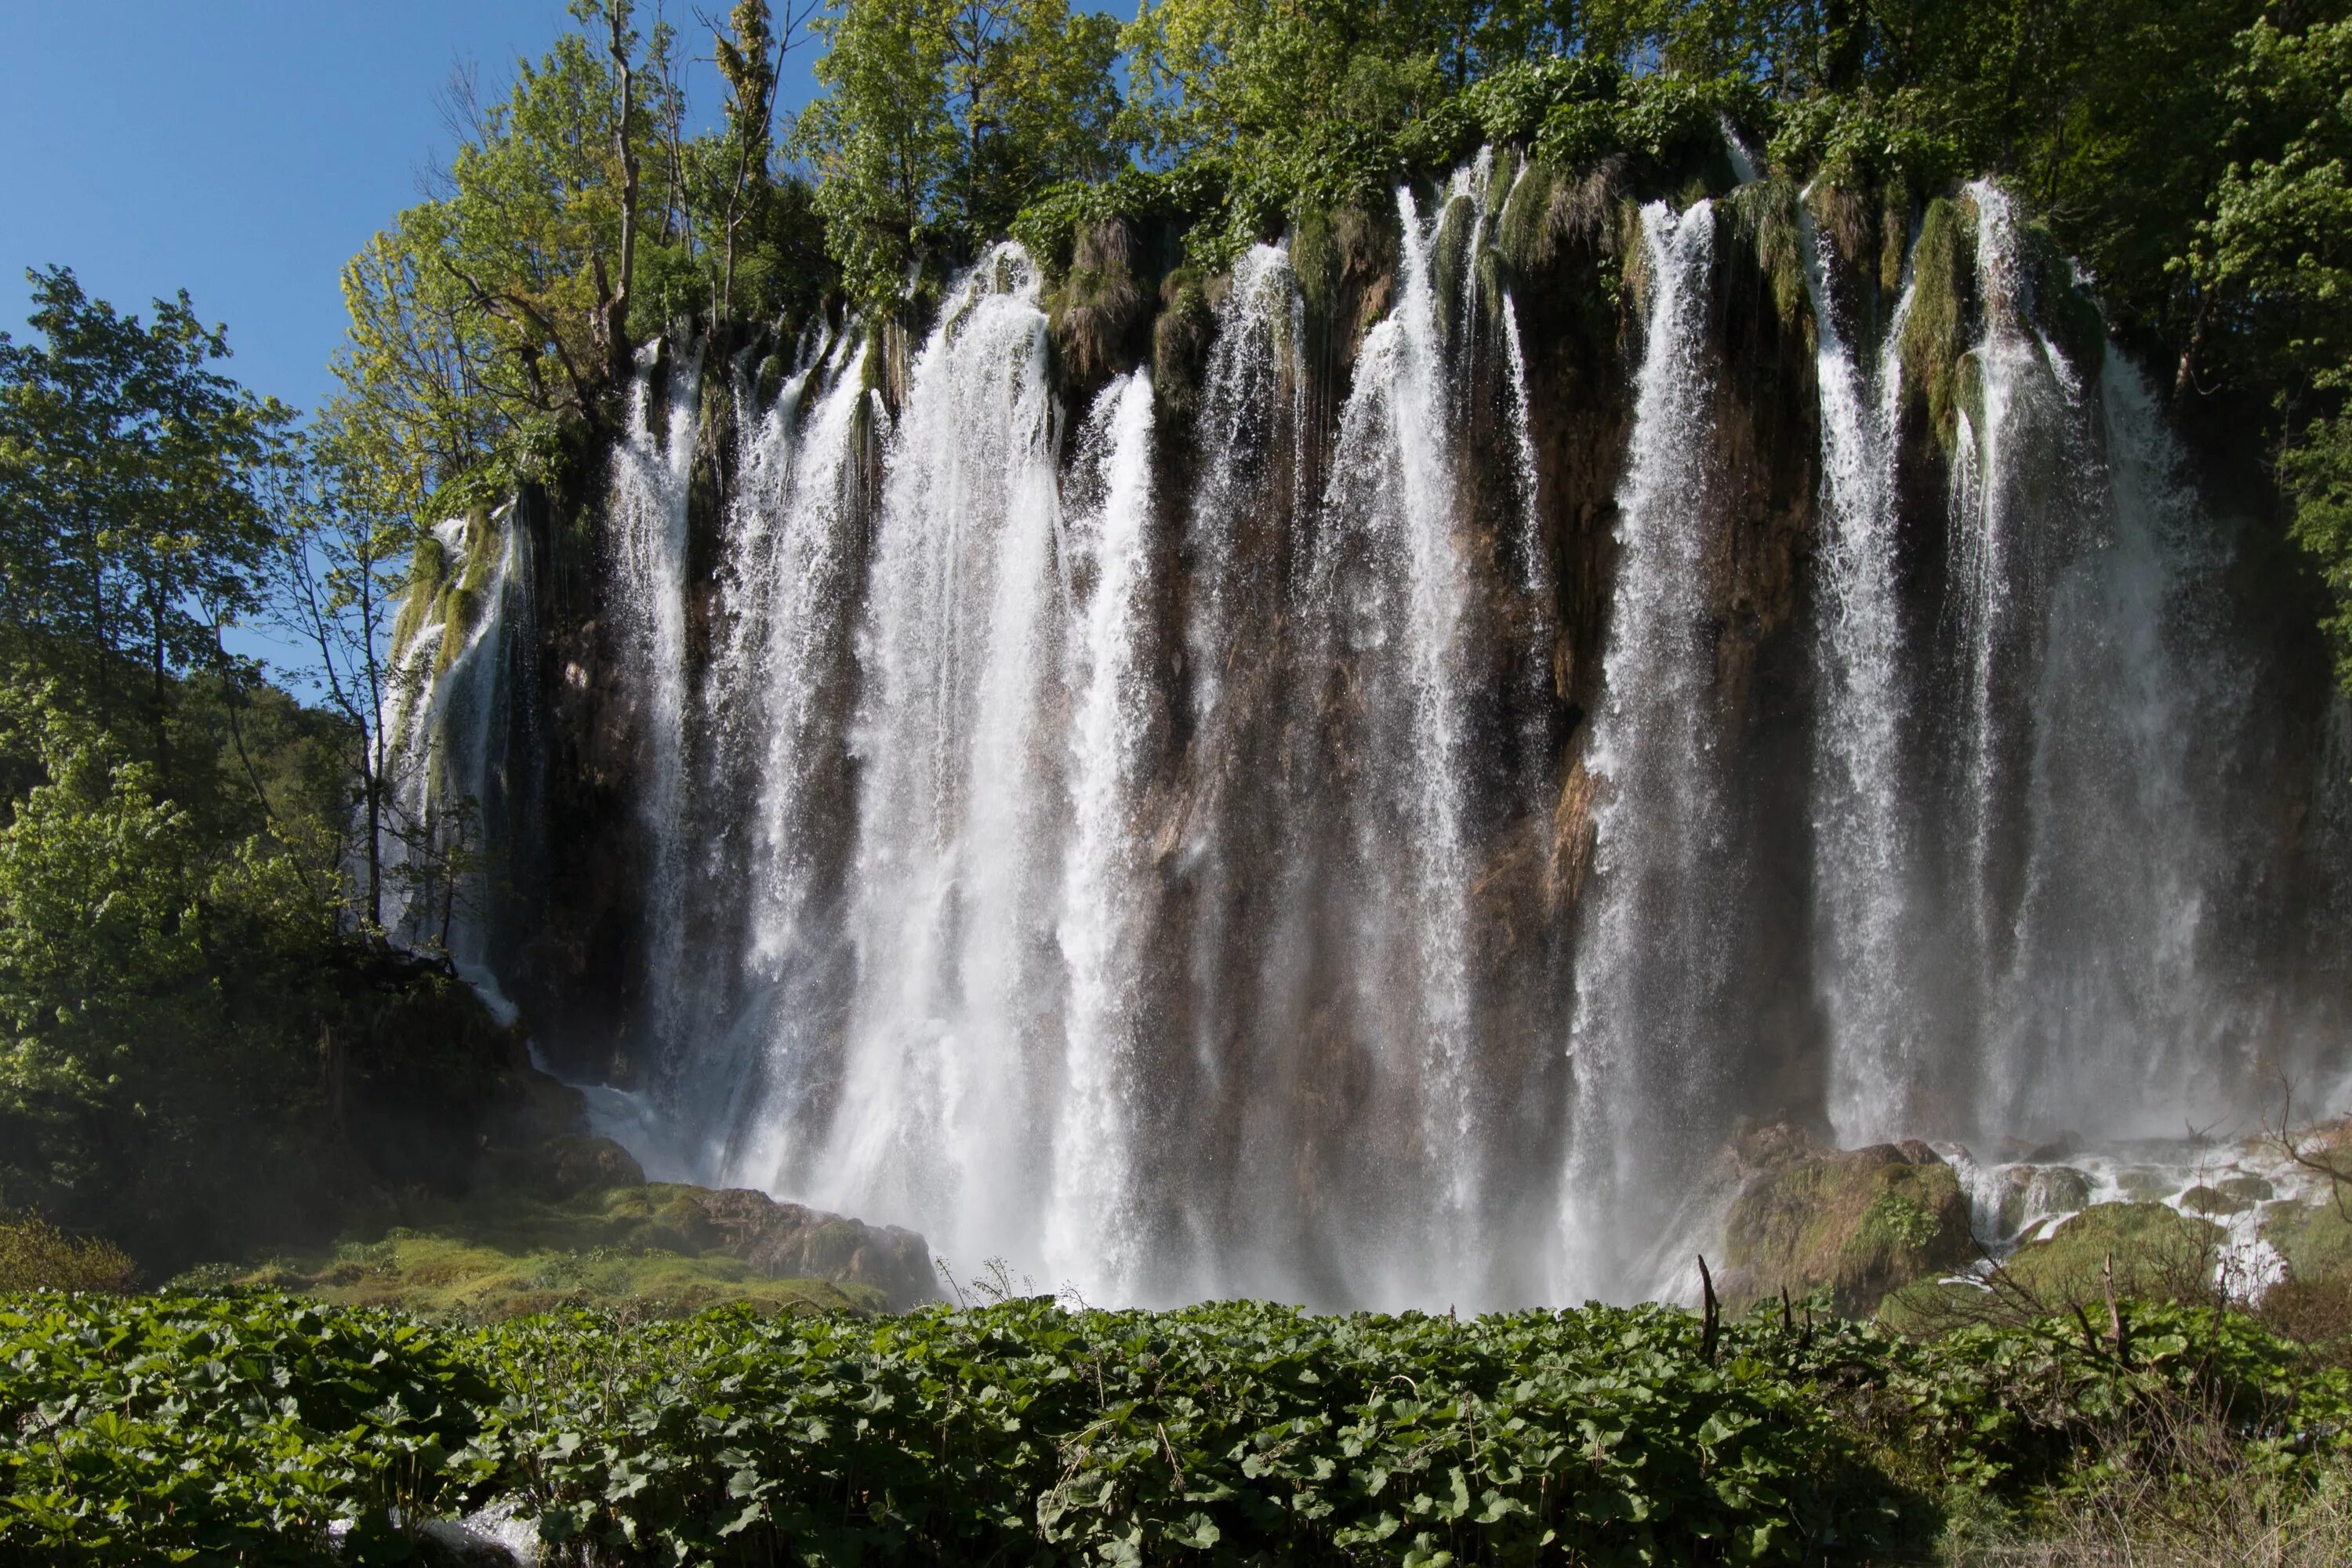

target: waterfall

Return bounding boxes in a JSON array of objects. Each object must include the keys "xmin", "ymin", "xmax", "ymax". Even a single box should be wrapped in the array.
[
  {"xmin": 445, "ymin": 149, "xmax": 2343, "ymax": 1313},
  {"xmin": 1171, "ymin": 242, "xmax": 1303, "ymax": 1294},
  {"xmin": 1561, "ymin": 199, "xmax": 1732, "ymax": 1297},
  {"xmin": 1305, "ymin": 176, "xmax": 1485, "ymax": 1295},
  {"xmin": 1805, "ymin": 198, "xmax": 1928, "ymax": 1143},
  {"xmin": 816, "ymin": 246, "xmax": 1067, "ymax": 1266},
  {"xmin": 609, "ymin": 348, "xmax": 702, "ymax": 1075},
  {"xmin": 1043, "ymin": 369, "xmax": 1159, "ymax": 1299},
  {"xmin": 1501, "ymin": 296, "xmax": 1545, "ymax": 597}
]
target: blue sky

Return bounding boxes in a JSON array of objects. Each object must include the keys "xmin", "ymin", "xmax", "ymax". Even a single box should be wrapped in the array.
[{"xmin": 1, "ymin": 1, "xmax": 826, "ymax": 418}]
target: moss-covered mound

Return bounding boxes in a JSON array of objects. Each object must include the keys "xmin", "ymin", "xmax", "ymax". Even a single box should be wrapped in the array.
[
  {"xmin": 193, "ymin": 1225, "xmax": 879, "ymax": 1320},
  {"xmin": 1998, "ymin": 1203, "xmax": 2226, "ymax": 1301},
  {"xmin": 1719, "ymin": 1133, "xmax": 1976, "ymax": 1316},
  {"xmin": 176, "ymin": 1109, "xmax": 939, "ymax": 1319}
]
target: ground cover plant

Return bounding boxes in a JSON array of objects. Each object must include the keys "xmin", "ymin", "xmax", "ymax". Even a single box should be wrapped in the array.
[{"xmin": 4, "ymin": 1290, "xmax": 2350, "ymax": 1566}]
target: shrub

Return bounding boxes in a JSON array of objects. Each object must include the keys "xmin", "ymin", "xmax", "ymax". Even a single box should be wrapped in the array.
[{"xmin": 0, "ymin": 1214, "xmax": 134, "ymax": 1293}]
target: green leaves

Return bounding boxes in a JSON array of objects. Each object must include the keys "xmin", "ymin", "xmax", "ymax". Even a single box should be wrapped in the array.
[{"xmin": 8, "ymin": 1290, "xmax": 2349, "ymax": 1564}]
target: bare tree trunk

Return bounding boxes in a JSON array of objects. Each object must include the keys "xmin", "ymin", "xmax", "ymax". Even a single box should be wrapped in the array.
[{"xmin": 605, "ymin": 2, "xmax": 641, "ymax": 387}]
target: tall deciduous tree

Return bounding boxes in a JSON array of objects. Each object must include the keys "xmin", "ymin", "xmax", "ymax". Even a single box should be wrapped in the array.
[
  {"xmin": 0, "ymin": 268, "xmax": 291, "ymax": 788},
  {"xmin": 797, "ymin": 0, "xmax": 1123, "ymax": 310}
]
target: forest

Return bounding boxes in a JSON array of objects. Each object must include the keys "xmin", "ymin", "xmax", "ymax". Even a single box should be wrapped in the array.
[{"xmin": 8, "ymin": 0, "xmax": 2352, "ymax": 1561}]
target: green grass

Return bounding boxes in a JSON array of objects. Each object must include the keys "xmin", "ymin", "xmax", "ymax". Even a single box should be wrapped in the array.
[{"xmin": 169, "ymin": 1180, "xmax": 888, "ymax": 1320}]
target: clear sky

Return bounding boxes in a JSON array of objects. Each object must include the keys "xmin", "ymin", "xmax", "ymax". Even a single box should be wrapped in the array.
[{"xmin": 0, "ymin": 1, "xmax": 822, "ymax": 419}]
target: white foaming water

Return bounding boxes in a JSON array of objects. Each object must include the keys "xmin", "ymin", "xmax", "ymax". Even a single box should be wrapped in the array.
[
  {"xmin": 1314, "ymin": 178, "xmax": 1482, "ymax": 1290},
  {"xmin": 1983, "ymin": 348, "xmax": 2256, "ymax": 1135},
  {"xmin": 609, "ymin": 349, "xmax": 702, "ymax": 1073},
  {"xmin": 1560, "ymin": 200, "xmax": 1730, "ymax": 1299},
  {"xmin": 817, "ymin": 248, "xmax": 1067, "ymax": 1265},
  {"xmin": 1043, "ymin": 369, "xmax": 1159, "ymax": 1299},
  {"xmin": 1501, "ymin": 296, "xmax": 1545, "ymax": 597},
  {"xmin": 1804, "ymin": 195, "xmax": 1927, "ymax": 1143},
  {"xmin": 677, "ymin": 336, "xmax": 874, "ymax": 1180}
]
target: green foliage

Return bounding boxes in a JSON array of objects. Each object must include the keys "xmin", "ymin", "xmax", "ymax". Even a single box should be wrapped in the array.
[
  {"xmin": 0, "ymin": 267, "xmax": 295, "ymax": 768},
  {"xmin": 0, "ymin": 695, "xmax": 513, "ymax": 1272},
  {"xmin": 6, "ymin": 1291, "xmax": 2350, "ymax": 1565},
  {"xmin": 0, "ymin": 1292, "xmax": 491, "ymax": 1563},
  {"xmin": 798, "ymin": 0, "xmax": 1125, "ymax": 311},
  {"xmin": 1721, "ymin": 1145, "xmax": 1976, "ymax": 1319},
  {"xmin": 2288, "ymin": 413, "xmax": 2352, "ymax": 689}
]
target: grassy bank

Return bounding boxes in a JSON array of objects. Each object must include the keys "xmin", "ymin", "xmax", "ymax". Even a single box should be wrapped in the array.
[{"xmin": 3, "ymin": 1289, "xmax": 2349, "ymax": 1566}]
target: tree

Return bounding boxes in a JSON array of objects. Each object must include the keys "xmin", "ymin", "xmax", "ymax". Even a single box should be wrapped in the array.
[
  {"xmin": 708, "ymin": 0, "xmax": 822, "ymax": 321},
  {"xmin": 265, "ymin": 410, "xmax": 417, "ymax": 931},
  {"xmin": 0, "ymin": 268, "xmax": 292, "ymax": 788},
  {"xmin": 334, "ymin": 5, "xmax": 684, "ymax": 507},
  {"xmin": 797, "ymin": 0, "xmax": 1124, "ymax": 309}
]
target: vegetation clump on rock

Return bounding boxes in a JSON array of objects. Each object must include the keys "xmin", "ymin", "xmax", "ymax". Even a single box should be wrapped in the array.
[{"xmin": 1719, "ymin": 1129, "xmax": 1976, "ymax": 1316}]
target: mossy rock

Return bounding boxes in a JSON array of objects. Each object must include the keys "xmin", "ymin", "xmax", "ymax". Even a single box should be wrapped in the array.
[
  {"xmin": 1430, "ymin": 192, "xmax": 1479, "ymax": 329},
  {"xmin": 2116, "ymin": 1168, "xmax": 2180, "ymax": 1202},
  {"xmin": 1730, "ymin": 178, "xmax": 1807, "ymax": 337},
  {"xmin": 2002, "ymin": 1203, "xmax": 2224, "ymax": 1305},
  {"xmin": 1721, "ymin": 1142, "xmax": 1975, "ymax": 1317},
  {"xmin": 1150, "ymin": 269, "xmax": 1214, "ymax": 423},
  {"xmin": 2180, "ymin": 1183, "xmax": 2251, "ymax": 1218},
  {"xmin": 2023, "ymin": 1165, "xmax": 2093, "ymax": 1224},
  {"xmin": 1896, "ymin": 195, "xmax": 1975, "ymax": 458},
  {"xmin": 2261, "ymin": 1198, "xmax": 2352, "ymax": 1285},
  {"xmin": 2219, "ymin": 1173, "xmax": 2276, "ymax": 1205}
]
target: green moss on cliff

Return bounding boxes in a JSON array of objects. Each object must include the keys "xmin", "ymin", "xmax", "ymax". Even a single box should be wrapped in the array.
[
  {"xmin": 1431, "ymin": 192, "xmax": 1477, "ymax": 330},
  {"xmin": 1150, "ymin": 267, "xmax": 1215, "ymax": 422},
  {"xmin": 1898, "ymin": 195, "xmax": 1976, "ymax": 458},
  {"xmin": 1729, "ymin": 178, "xmax": 1809, "ymax": 338},
  {"xmin": 2264, "ymin": 1198, "xmax": 2352, "ymax": 1284}
]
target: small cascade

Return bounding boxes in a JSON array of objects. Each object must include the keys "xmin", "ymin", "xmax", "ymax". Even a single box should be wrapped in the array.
[
  {"xmin": 817, "ymin": 246, "xmax": 1067, "ymax": 1265},
  {"xmin": 1171, "ymin": 241, "xmax": 1303, "ymax": 1293},
  {"xmin": 1945, "ymin": 180, "xmax": 2096, "ymax": 1033},
  {"xmin": 1500, "ymin": 296, "xmax": 1545, "ymax": 597},
  {"xmin": 1043, "ymin": 369, "xmax": 1159, "ymax": 1299},
  {"xmin": 380, "ymin": 503, "xmax": 530, "ymax": 1019},
  {"xmin": 608, "ymin": 347, "xmax": 702, "ymax": 1073},
  {"xmin": 1805, "ymin": 197, "xmax": 1928, "ymax": 1143},
  {"xmin": 1561, "ymin": 198, "xmax": 1732, "ymax": 1298}
]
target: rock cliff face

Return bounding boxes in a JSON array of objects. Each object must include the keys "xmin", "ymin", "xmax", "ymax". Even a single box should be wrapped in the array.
[{"xmin": 401, "ymin": 144, "xmax": 2352, "ymax": 1310}]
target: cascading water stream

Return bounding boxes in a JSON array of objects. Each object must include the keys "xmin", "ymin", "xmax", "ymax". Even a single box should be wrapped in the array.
[
  {"xmin": 662, "ymin": 335, "xmax": 874, "ymax": 1180},
  {"xmin": 1043, "ymin": 369, "xmax": 1159, "ymax": 1299},
  {"xmin": 1314, "ymin": 179, "xmax": 1483, "ymax": 1287},
  {"xmin": 1982, "ymin": 348, "xmax": 2255, "ymax": 1135},
  {"xmin": 423, "ymin": 147, "xmax": 2339, "ymax": 1313},
  {"xmin": 1803, "ymin": 198, "xmax": 1929, "ymax": 1143},
  {"xmin": 382, "ymin": 504, "xmax": 529, "ymax": 1020},
  {"xmin": 1560, "ymin": 199, "xmax": 1732, "ymax": 1298},
  {"xmin": 816, "ymin": 247, "xmax": 1067, "ymax": 1266},
  {"xmin": 609, "ymin": 348, "xmax": 702, "ymax": 1076}
]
